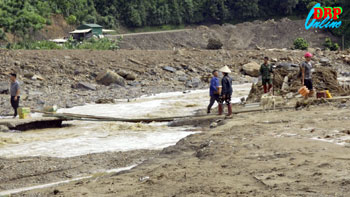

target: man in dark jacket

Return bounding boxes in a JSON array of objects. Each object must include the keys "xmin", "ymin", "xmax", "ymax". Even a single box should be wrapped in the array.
[
  {"xmin": 10, "ymin": 73, "xmax": 20, "ymax": 118},
  {"xmin": 219, "ymin": 66, "xmax": 233, "ymax": 116},
  {"xmin": 207, "ymin": 70, "xmax": 222, "ymax": 114},
  {"xmin": 260, "ymin": 57, "xmax": 273, "ymax": 93}
]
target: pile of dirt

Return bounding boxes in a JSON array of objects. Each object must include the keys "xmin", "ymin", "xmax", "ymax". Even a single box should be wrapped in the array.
[{"xmin": 247, "ymin": 66, "xmax": 348, "ymax": 102}]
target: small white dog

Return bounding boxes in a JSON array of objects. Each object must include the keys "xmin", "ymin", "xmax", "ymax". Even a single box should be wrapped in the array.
[
  {"xmin": 261, "ymin": 93, "xmax": 275, "ymax": 112},
  {"xmin": 260, "ymin": 92, "xmax": 286, "ymax": 112}
]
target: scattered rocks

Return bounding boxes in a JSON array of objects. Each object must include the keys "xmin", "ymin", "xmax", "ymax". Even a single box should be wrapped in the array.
[
  {"xmin": 72, "ymin": 82, "xmax": 97, "ymax": 91},
  {"xmin": 96, "ymin": 98, "xmax": 115, "ymax": 104},
  {"xmin": 14, "ymin": 61, "xmax": 21, "ymax": 66},
  {"xmin": 117, "ymin": 70, "xmax": 128, "ymax": 78},
  {"xmin": 186, "ymin": 78, "xmax": 201, "ymax": 88},
  {"xmin": 210, "ymin": 122, "xmax": 218, "ymax": 128},
  {"xmin": 0, "ymin": 125, "xmax": 9, "ymax": 132},
  {"xmin": 320, "ymin": 58, "xmax": 330, "ymax": 66},
  {"xmin": 277, "ymin": 62, "xmax": 299, "ymax": 71},
  {"xmin": 178, "ymin": 76, "xmax": 188, "ymax": 82},
  {"xmin": 243, "ymin": 61, "xmax": 260, "ymax": 77},
  {"xmin": 125, "ymin": 73, "xmax": 137, "ymax": 81},
  {"xmin": 281, "ymin": 76, "xmax": 289, "ymax": 91},
  {"xmin": 117, "ymin": 70, "xmax": 136, "ymax": 81},
  {"xmin": 24, "ymin": 73, "xmax": 35, "ymax": 79},
  {"xmin": 286, "ymin": 92, "xmax": 295, "ymax": 99},
  {"xmin": 162, "ymin": 66, "xmax": 176, "ymax": 73},
  {"xmin": 32, "ymin": 75, "xmax": 45, "ymax": 81},
  {"xmin": 96, "ymin": 70, "xmax": 125, "ymax": 86}
]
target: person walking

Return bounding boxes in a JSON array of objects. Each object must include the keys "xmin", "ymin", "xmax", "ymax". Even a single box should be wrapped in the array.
[
  {"xmin": 10, "ymin": 73, "xmax": 20, "ymax": 118},
  {"xmin": 301, "ymin": 52, "xmax": 314, "ymax": 99},
  {"xmin": 219, "ymin": 66, "xmax": 233, "ymax": 116},
  {"xmin": 260, "ymin": 57, "xmax": 273, "ymax": 93},
  {"xmin": 207, "ymin": 70, "xmax": 222, "ymax": 114}
]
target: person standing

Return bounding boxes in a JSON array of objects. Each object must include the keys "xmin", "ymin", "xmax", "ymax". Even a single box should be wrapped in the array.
[
  {"xmin": 207, "ymin": 70, "xmax": 222, "ymax": 114},
  {"xmin": 301, "ymin": 52, "xmax": 314, "ymax": 99},
  {"xmin": 260, "ymin": 57, "xmax": 273, "ymax": 93},
  {"xmin": 219, "ymin": 66, "xmax": 233, "ymax": 116},
  {"xmin": 10, "ymin": 73, "xmax": 20, "ymax": 118}
]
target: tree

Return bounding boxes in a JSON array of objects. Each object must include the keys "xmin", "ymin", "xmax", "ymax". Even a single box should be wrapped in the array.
[{"xmin": 66, "ymin": 15, "xmax": 77, "ymax": 25}]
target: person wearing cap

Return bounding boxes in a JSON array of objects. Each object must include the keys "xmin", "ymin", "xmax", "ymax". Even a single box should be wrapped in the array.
[
  {"xmin": 301, "ymin": 52, "xmax": 314, "ymax": 98},
  {"xmin": 219, "ymin": 65, "xmax": 233, "ymax": 116},
  {"xmin": 207, "ymin": 70, "xmax": 222, "ymax": 114},
  {"xmin": 260, "ymin": 57, "xmax": 273, "ymax": 93},
  {"xmin": 9, "ymin": 73, "xmax": 20, "ymax": 118}
]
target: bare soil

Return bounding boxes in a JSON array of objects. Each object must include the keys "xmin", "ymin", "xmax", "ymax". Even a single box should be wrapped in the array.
[{"xmin": 14, "ymin": 103, "xmax": 350, "ymax": 196}]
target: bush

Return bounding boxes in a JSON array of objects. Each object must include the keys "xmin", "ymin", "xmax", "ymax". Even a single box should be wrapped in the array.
[
  {"xmin": 66, "ymin": 15, "xmax": 77, "ymax": 25},
  {"xmin": 207, "ymin": 38, "xmax": 223, "ymax": 50},
  {"xmin": 7, "ymin": 38, "xmax": 121, "ymax": 50},
  {"xmin": 324, "ymin": 37, "xmax": 339, "ymax": 51},
  {"xmin": 7, "ymin": 40, "xmax": 62, "ymax": 50},
  {"xmin": 293, "ymin": 38, "xmax": 309, "ymax": 50},
  {"xmin": 0, "ymin": 29, "xmax": 6, "ymax": 41}
]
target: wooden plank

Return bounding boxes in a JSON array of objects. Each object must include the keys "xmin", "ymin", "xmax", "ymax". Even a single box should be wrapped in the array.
[
  {"xmin": 38, "ymin": 106, "xmax": 295, "ymax": 124},
  {"xmin": 326, "ymin": 96, "xmax": 350, "ymax": 101},
  {"xmin": 43, "ymin": 112, "xmax": 208, "ymax": 123}
]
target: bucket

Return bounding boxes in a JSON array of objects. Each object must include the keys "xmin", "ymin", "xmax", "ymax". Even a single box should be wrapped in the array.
[
  {"xmin": 298, "ymin": 86, "xmax": 310, "ymax": 97},
  {"xmin": 17, "ymin": 107, "xmax": 31, "ymax": 119},
  {"xmin": 325, "ymin": 90, "xmax": 332, "ymax": 98}
]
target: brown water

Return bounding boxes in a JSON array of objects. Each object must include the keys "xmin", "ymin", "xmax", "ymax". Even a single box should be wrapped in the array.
[{"xmin": 0, "ymin": 84, "xmax": 251, "ymax": 158}]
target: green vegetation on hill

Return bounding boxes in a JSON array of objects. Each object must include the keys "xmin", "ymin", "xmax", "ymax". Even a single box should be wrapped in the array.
[{"xmin": 0, "ymin": 0, "xmax": 349, "ymax": 47}]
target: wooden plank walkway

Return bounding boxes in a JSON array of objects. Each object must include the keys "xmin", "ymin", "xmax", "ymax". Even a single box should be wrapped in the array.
[{"xmin": 0, "ymin": 117, "xmax": 71, "ymax": 131}]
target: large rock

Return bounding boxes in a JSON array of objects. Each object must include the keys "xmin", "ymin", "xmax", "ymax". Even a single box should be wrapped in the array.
[
  {"xmin": 243, "ymin": 61, "xmax": 261, "ymax": 77},
  {"xmin": 186, "ymin": 78, "xmax": 201, "ymax": 88},
  {"xmin": 162, "ymin": 66, "xmax": 176, "ymax": 73},
  {"xmin": 96, "ymin": 70, "xmax": 125, "ymax": 86},
  {"xmin": 117, "ymin": 70, "xmax": 128, "ymax": 78},
  {"xmin": 24, "ymin": 73, "xmax": 35, "ymax": 79},
  {"xmin": 0, "ymin": 82, "xmax": 9, "ymax": 94},
  {"xmin": 95, "ymin": 98, "xmax": 115, "ymax": 104},
  {"xmin": 0, "ymin": 125, "xmax": 9, "ymax": 132},
  {"xmin": 277, "ymin": 62, "xmax": 299, "ymax": 71},
  {"xmin": 320, "ymin": 58, "xmax": 330, "ymax": 66},
  {"xmin": 125, "ymin": 73, "xmax": 137, "ymax": 81}
]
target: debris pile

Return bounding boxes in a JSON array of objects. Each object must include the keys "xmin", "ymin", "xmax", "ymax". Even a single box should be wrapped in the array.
[{"xmin": 247, "ymin": 66, "xmax": 347, "ymax": 102}]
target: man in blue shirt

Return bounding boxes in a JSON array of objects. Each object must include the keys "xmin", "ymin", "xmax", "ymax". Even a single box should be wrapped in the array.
[{"xmin": 207, "ymin": 70, "xmax": 222, "ymax": 114}]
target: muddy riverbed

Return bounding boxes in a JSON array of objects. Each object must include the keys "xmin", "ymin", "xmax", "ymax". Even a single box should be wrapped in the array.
[
  {"xmin": 15, "ymin": 102, "xmax": 350, "ymax": 197},
  {"xmin": 0, "ymin": 84, "xmax": 250, "ymax": 195}
]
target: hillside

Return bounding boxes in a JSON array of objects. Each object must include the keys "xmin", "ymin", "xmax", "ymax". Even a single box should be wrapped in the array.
[
  {"xmin": 0, "ymin": 0, "xmax": 349, "ymax": 47},
  {"xmin": 116, "ymin": 18, "xmax": 338, "ymax": 50}
]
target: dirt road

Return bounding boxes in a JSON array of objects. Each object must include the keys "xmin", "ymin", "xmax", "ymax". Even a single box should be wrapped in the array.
[
  {"xmin": 107, "ymin": 29, "xmax": 190, "ymax": 38},
  {"xmin": 13, "ymin": 103, "xmax": 350, "ymax": 196}
]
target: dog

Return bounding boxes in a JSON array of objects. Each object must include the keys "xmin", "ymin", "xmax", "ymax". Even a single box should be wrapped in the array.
[
  {"xmin": 261, "ymin": 93, "xmax": 276, "ymax": 112},
  {"xmin": 260, "ymin": 92, "xmax": 285, "ymax": 112}
]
